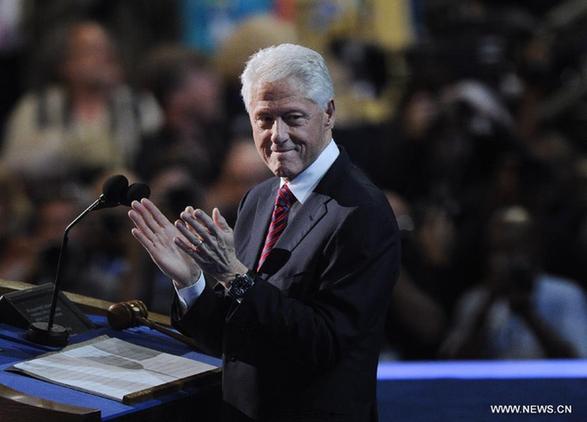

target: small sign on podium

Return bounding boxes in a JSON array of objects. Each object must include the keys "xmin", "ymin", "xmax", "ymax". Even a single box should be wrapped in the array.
[{"xmin": 0, "ymin": 283, "xmax": 94, "ymax": 334}]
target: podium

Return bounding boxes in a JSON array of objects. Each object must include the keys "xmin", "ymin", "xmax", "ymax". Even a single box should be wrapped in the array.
[{"xmin": 0, "ymin": 279, "xmax": 222, "ymax": 421}]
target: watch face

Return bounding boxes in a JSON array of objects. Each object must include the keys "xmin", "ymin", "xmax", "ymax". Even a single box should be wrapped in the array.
[{"xmin": 229, "ymin": 274, "xmax": 254, "ymax": 299}]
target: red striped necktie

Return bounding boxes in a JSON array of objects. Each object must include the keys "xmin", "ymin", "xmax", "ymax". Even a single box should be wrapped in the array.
[{"xmin": 257, "ymin": 183, "xmax": 296, "ymax": 271}]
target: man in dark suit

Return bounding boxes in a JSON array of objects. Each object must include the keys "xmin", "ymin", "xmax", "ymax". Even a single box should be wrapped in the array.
[{"xmin": 128, "ymin": 44, "xmax": 400, "ymax": 421}]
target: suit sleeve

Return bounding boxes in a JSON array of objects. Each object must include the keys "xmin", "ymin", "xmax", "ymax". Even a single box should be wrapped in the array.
[
  {"xmin": 227, "ymin": 201, "xmax": 400, "ymax": 373},
  {"xmin": 171, "ymin": 276, "xmax": 231, "ymax": 358}
]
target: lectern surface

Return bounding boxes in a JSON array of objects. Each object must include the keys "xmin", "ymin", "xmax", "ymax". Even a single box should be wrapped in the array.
[{"xmin": 0, "ymin": 315, "xmax": 221, "ymax": 420}]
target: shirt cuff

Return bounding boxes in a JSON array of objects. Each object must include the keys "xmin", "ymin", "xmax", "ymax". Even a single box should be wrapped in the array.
[{"xmin": 175, "ymin": 272, "xmax": 206, "ymax": 312}]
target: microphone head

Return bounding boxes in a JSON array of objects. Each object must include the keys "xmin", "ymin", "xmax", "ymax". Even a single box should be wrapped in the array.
[
  {"xmin": 101, "ymin": 175, "xmax": 129, "ymax": 207},
  {"xmin": 124, "ymin": 182, "xmax": 151, "ymax": 206}
]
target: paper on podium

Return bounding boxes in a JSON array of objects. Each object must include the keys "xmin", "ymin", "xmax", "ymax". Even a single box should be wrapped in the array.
[{"xmin": 8, "ymin": 335, "xmax": 218, "ymax": 403}]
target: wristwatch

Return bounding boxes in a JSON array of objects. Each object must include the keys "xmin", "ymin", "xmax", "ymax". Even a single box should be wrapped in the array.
[{"xmin": 227, "ymin": 271, "xmax": 256, "ymax": 300}]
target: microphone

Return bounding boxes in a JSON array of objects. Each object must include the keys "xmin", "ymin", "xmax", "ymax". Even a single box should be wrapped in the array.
[
  {"xmin": 26, "ymin": 175, "xmax": 151, "ymax": 347},
  {"xmin": 123, "ymin": 182, "xmax": 151, "ymax": 206},
  {"xmin": 92, "ymin": 177, "xmax": 151, "ymax": 209},
  {"xmin": 93, "ymin": 174, "xmax": 129, "ymax": 210},
  {"xmin": 107, "ymin": 300, "xmax": 200, "ymax": 349}
]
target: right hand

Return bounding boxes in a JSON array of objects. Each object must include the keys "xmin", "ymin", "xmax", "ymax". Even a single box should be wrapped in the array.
[{"xmin": 128, "ymin": 198, "xmax": 201, "ymax": 288}]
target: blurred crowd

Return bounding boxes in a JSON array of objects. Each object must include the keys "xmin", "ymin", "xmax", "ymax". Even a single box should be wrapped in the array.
[{"xmin": 1, "ymin": 0, "xmax": 587, "ymax": 361}]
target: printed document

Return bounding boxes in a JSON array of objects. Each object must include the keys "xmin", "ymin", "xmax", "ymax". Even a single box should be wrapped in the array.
[{"xmin": 10, "ymin": 336, "xmax": 218, "ymax": 402}]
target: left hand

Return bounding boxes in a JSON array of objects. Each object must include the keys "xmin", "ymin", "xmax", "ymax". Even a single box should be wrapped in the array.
[{"xmin": 174, "ymin": 207, "xmax": 248, "ymax": 288}]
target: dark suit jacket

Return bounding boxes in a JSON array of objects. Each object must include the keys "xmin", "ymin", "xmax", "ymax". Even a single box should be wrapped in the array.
[{"xmin": 172, "ymin": 149, "xmax": 400, "ymax": 421}]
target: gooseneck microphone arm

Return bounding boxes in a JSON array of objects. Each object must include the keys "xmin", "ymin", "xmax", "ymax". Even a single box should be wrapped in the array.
[
  {"xmin": 46, "ymin": 196, "xmax": 104, "ymax": 331},
  {"xmin": 27, "ymin": 175, "xmax": 150, "ymax": 347}
]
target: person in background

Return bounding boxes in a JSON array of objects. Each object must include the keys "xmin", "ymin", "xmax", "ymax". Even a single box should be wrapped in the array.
[
  {"xmin": 24, "ymin": 192, "xmax": 83, "ymax": 290},
  {"xmin": 0, "ymin": 169, "xmax": 34, "ymax": 282},
  {"xmin": 204, "ymin": 136, "xmax": 272, "ymax": 227},
  {"xmin": 441, "ymin": 206, "xmax": 587, "ymax": 359},
  {"xmin": 1, "ymin": 20, "xmax": 160, "ymax": 186},
  {"xmin": 136, "ymin": 45, "xmax": 227, "ymax": 187},
  {"xmin": 383, "ymin": 191, "xmax": 448, "ymax": 360}
]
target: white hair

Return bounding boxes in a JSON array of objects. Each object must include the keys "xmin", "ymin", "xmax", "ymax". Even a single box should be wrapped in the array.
[{"xmin": 240, "ymin": 43, "xmax": 334, "ymax": 113}]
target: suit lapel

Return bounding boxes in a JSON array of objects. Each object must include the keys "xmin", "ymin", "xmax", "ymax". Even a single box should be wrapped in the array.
[{"xmin": 273, "ymin": 191, "xmax": 329, "ymax": 254}]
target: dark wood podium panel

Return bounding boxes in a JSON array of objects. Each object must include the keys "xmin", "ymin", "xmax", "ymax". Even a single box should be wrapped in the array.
[
  {"xmin": 0, "ymin": 384, "xmax": 100, "ymax": 422},
  {"xmin": 0, "ymin": 381, "xmax": 222, "ymax": 422}
]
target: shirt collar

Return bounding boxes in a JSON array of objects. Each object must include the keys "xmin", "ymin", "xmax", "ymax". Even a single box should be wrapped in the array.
[{"xmin": 280, "ymin": 139, "xmax": 339, "ymax": 204}]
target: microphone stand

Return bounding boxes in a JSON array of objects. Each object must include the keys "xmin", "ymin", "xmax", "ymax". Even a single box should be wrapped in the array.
[{"xmin": 26, "ymin": 196, "xmax": 105, "ymax": 347}]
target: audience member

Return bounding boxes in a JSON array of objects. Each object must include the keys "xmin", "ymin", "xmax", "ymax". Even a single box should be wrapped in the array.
[
  {"xmin": 1, "ymin": 21, "xmax": 160, "ymax": 185},
  {"xmin": 441, "ymin": 206, "xmax": 587, "ymax": 359},
  {"xmin": 204, "ymin": 136, "xmax": 272, "ymax": 227},
  {"xmin": 0, "ymin": 169, "xmax": 34, "ymax": 281},
  {"xmin": 384, "ymin": 192, "xmax": 448, "ymax": 360},
  {"xmin": 136, "ymin": 46, "xmax": 227, "ymax": 186}
]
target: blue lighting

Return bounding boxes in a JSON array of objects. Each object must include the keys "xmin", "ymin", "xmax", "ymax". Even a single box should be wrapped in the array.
[{"xmin": 377, "ymin": 359, "xmax": 587, "ymax": 380}]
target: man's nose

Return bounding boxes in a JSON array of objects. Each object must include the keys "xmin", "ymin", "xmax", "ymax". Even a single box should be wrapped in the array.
[{"xmin": 271, "ymin": 118, "xmax": 288, "ymax": 144}]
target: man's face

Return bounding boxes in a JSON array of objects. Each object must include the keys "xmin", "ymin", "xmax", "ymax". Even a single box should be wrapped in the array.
[{"xmin": 249, "ymin": 80, "xmax": 335, "ymax": 181}]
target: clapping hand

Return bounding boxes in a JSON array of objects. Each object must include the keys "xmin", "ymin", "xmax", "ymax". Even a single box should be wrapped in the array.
[
  {"xmin": 174, "ymin": 207, "xmax": 247, "ymax": 288},
  {"xmin": 128, "ymin": 198, "xmax": 202, "ymax": 289}
]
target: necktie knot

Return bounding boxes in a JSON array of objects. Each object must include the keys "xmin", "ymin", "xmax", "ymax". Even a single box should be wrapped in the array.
[{"xmin": 276, "ymin": 183, "xmax": 296, "ymax": 209}]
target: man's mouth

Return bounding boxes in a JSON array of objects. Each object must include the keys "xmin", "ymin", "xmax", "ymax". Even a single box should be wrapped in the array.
[{"xmin": 269, "ymin": 146, "xmax": 297, "ymax": 156}]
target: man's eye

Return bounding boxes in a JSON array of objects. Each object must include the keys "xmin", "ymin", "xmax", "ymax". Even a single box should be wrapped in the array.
[
  {"xmin": 257, "ymin": 115, "xmax": 273, "ymax": 126},
  {"xmin": 285, "ymin": 114, "xmax": 304, "ymax": 124}
]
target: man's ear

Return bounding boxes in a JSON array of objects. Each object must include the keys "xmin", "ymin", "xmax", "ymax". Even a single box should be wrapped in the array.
[{"xmin": 324, "ymin": 100, "xmax": 335, "ymax": 129}]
